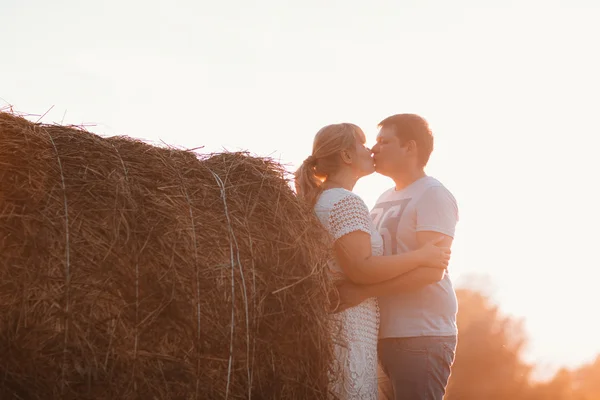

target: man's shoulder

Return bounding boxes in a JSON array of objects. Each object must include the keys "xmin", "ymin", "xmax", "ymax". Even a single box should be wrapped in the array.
[
  {"xmin": 418, "ymin": 177, "xmax": 456, "ymax": 202},
  {"xmin": 416, "ymin": 178, "xmax": 459, "ymax": 224},
  {"xmin": 421, "ymin": 176, "xmax": 446, "ymax": 190}
]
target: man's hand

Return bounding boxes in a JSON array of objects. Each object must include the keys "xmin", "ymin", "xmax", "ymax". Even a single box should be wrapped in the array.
[{"xmin": 332, "ymin": 279, "xmax": 369, "ymax": 313}]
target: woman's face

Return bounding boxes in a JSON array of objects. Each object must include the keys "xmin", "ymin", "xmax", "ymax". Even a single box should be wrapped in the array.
[{"xmin": 352, "ymin": 136, "xmax": 375, "ymax": 178}]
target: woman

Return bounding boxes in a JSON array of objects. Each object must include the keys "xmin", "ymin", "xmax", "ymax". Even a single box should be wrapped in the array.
[{"xmin": 294, "ymin": 123, "xmax": 450, "ymax": 399}]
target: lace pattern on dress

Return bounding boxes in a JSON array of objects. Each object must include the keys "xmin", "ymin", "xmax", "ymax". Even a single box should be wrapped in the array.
[
  {"xmin": 315, "ymin": 190, "xmax": 382, "ymax": 400},
  {"xmin": 330, "ymin": 298, "xmax": 380, "ymax": 400},
  {"xmin": 328, "ymin": 195, "xmax": 372, "ymax": 241}
]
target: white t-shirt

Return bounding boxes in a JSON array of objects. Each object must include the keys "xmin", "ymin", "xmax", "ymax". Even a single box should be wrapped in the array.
[{"xmin": 371, "ymin": 176, "xmax": 459, "ymax": 339}]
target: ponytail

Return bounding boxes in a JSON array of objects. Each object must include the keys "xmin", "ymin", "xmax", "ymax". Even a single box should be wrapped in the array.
[{"xmin": 294, "ymin": 156, "xmax": 323, "ymax": 207}]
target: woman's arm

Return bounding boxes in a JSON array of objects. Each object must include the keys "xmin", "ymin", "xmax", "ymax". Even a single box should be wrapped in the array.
[
  {"xmin": 334, "ymin": 231, "xmax": 449, "ymax": 285},
  {"xmin": 329, "ymin": 194, "xmax": 449, "ymax": 285},
  {"xmin": 332, "ymin": 267, "xmax": 444, "ymax": 313},
  {"xmin": 334, "ymin": 232, "xmax": 454, "ymax": 312}
]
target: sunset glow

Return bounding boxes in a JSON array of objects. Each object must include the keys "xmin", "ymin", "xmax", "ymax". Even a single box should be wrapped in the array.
[{"xmin": 2, "ymin": 0, "xmax": 600, "ymax": 383}]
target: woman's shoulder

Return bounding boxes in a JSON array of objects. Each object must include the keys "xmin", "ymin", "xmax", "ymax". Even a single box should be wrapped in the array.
[{"xmin": 315, "ymin": 188, "xmax": 368, "ymax": 211}]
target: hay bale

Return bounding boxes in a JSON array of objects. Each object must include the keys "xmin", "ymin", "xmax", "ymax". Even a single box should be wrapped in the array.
[{"xmin": 0, "ymin": 111, "xmax": 336, "ymax": 400}]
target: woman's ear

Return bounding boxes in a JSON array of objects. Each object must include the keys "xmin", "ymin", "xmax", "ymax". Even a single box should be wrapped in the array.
[{"xmin": 340, "ymin": 149, "xmax": 353, "ymax": 164}]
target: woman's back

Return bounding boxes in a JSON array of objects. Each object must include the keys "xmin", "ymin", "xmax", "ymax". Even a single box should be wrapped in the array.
[{"xmin": 314, "ymin": 188, "xmax": 381, "ymax": 399}]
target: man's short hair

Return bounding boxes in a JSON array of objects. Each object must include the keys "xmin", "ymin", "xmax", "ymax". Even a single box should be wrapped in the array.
[{"xmin": 378, "ymin": 114, "xmax": 434, "ymax": 167}]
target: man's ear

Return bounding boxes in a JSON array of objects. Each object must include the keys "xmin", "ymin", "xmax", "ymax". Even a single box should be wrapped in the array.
[
  {"xmin": 340, "ymin": 149, "xmax": 353, "ymax": 164},
  {"xmin": 405, "ymin": 140, "xmax": 418, "ymax": 156}
]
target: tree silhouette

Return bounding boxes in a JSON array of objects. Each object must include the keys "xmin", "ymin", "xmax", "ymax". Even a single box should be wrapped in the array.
[
  {"xmin": 446, "ymin": 289, "xmax": 532, "ymax": 400},
  {"xmin": 377, "ymin": 286, "xmax": 599, "ymax": 400}
]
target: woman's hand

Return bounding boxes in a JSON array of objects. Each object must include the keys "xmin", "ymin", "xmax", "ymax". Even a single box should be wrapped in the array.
[{"xmin": 415, "ymin": 239, "xmax": 451, "ymax": 269}]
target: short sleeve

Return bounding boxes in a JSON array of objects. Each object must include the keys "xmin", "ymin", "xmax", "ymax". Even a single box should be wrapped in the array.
[
  {"xmin": 328, "ymin": 194, "xmax": 372, "ymax": 241},
  {"xmin": 416, "ymin": 186, "xmax": 459, "ymax": 237}
]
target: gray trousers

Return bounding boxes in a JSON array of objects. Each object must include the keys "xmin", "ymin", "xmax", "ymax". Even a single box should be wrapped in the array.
[{"xmin": 377, "ymin": 336, "xmax": 457, "ymax": 400}]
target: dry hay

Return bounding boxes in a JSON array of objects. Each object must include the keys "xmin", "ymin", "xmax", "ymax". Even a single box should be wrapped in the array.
[{"xmin": 0, "ymin": 110, "xmax": 337, "ymax": 399}]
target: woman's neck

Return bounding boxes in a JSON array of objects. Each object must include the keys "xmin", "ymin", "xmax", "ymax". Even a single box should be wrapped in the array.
[{"xmin": 322, "ymin": 169, "xmax": 358, "ymax": 192}]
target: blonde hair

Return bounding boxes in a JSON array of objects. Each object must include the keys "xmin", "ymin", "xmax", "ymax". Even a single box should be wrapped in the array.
[{"xmin": 294, "ymin": 123, "xmax": 366, "ymax": 206}]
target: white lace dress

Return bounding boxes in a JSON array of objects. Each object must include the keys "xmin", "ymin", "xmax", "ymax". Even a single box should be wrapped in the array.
[{"xmin": 314, "ymin": 188, "xmax": 383, "ymax": 400}]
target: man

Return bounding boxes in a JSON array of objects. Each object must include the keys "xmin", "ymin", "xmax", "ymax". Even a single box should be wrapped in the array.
[
  {"xmin": 373, "ymin": 113, "xmax": 458, "ymax": 399},
  {"xmin": 338, "ymin": 114, "xmax": 459, "ymax": 399}
]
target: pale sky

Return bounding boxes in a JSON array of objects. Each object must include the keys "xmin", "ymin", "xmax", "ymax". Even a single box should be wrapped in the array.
[{"xmin": 2, "ymin": 0, "xmax": 599, "ymax": 379}]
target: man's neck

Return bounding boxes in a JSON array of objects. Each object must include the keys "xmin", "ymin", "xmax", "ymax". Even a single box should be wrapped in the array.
[{"xmin": 392, "ymin": 169, "xmax": 426, "ymax": 191}]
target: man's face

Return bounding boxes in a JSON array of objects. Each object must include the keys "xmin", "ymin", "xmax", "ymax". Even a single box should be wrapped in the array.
[{"xmin": 371, "ymin": 126, "xmax": 408, "ymax": 177}]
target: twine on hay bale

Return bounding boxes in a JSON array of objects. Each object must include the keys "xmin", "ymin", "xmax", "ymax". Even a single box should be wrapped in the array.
[{"xmin": 0, "ymin": 111, "xmax": 338, "ymax": 399}]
